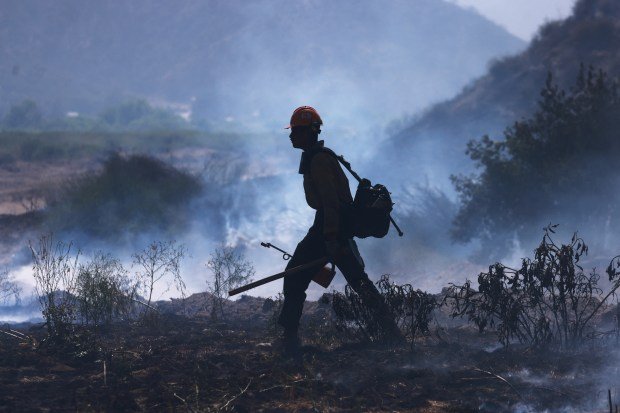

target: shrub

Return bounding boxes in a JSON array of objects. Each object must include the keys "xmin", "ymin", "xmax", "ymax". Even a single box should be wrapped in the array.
[
  {"xmin": 332, "ymin": 275, "xmax": 437, "ymax": 343},
  {"xmin": 446, "ymin": 225, "xmax": 620, "ymax": 348},
  {"xmin": 29, "ymin": 234, "xmax": 80, "ymax": 339},
  {"xmin": 45, "ymin": 153, "xmax": 202, "ymax": 239},
  {"xmin": 76, "ymin": 252, "xmax": 137, "ymax": 328},
  {"xmin": 206, "ymin": 246, "xmax": 254, "ymax": 319}
]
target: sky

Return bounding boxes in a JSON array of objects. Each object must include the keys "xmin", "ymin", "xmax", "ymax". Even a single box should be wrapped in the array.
[{"xmin": 449, "ymin": 0, "xmax": 577, "ymax": 40}]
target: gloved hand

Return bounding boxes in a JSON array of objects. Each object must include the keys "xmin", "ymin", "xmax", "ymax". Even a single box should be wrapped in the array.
[{"xmin": 325, "ymin": 239, "xmax": 343, "ymax": 258}]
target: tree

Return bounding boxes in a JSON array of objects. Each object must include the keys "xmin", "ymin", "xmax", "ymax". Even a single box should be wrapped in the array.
[
  {"xmin": 451, "ymin": 65, "xmax": 620, "ymax": 257},
  {"xmin": 99, "ymin": 99, "xmax": 185, "ymax": 131},
  {"xmin": 206, "ymin": 246, "xmax": 254, "ymax": 319},
  {"xmin": 132, "ymin": 240, "xmax": 187, "ymax": 316},
  {"xmin": 3, "ymin": 99, "xmax": 43, "ymax": 129},
  {"xmin": 0, "ymin": 270, "xmax": 21, "ymax": 305}
]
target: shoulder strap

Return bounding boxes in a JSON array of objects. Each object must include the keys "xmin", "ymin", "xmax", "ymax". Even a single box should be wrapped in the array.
[{"xmin": 319, "ymin": 148, "xmax": 363, "ymax": 184}]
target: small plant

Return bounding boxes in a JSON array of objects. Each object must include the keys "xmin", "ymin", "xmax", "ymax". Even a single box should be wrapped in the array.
[
  {"xmin": 206, "ymin": 246, "xmax": 254, "ymax": 319},
  {"xmin": 332, "ymin": 275, "xmax": 437, "ymax": 343},
  {"xmin": 264, "ymin": 293, "xmax": 284, "ymax": 336},
  {"xmin": 76, "ymin": 252, "xmax": 137, "ymax": 328},
  {"xmin": 29, "ymin": 234, "xmax": 80, "ymax": 339},
  {"xmin": 446, "ymin": 225, "xmax": 620, "ymax": 347},
  {"xmin": 133, "ymin": 240, "xmax": 187, "ymax": 317}
]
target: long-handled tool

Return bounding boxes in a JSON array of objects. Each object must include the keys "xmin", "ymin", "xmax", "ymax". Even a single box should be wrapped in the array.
[
  {"xmin": 260, "ymin": 241, "xmax": 336, "ymax": 289},
  {"xmin": 260, "ymin": 242, "xmax": 291, "ymax": 260},
  {"xmin": 228, "ymin": 257, "xmax": 329, "ymax": 296}
]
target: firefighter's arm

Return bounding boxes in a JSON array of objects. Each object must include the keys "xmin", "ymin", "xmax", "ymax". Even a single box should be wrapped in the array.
[{"xmin": 310, "ymin": 153, "xmax": 340, "ymax": 239}]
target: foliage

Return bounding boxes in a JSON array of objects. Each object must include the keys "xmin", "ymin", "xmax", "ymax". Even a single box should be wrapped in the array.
[
  {"xmin": 75, "ymin": 252, "xmax": 137, "ymax": 328},
  {"xmin": 2, "ymin": 100, "xmax": 43, "ymax": 129},
  {"xmin": 0, "ymin": 270, "xmax": 21, "ymax": 305},
  {"xmin": 132, "ymin": 240, "xmax": 187, "ymax": 316},
  {"xmin": 332, "ymin": 275, "xmax": 437, "ymax": 343},
  {"xmin": 44, "ymin": 153, "xmax": 202, "ymax": 239},
  {"xmin": 451, "ymin": 66, "xmax": 620, "ymax": 256},
  {"xmin": 29, "ymin": 234, "xmax": 80, "ymax": 339},
  {"xmin": 99, "ymin": 99, "xmax": 185, "ymax": 131},
  {"xmin": 446, "ymin": 225, "xmax": 620, "ymax": 347},
  {"xmin": 206, "ymin": 246, "xmax": 254, "ymax": 319}
]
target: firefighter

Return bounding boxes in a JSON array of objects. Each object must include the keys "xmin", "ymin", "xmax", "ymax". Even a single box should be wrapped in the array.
[{"xmin": 278, "ymin": 106, "xmax": 404, "ymax": 356}]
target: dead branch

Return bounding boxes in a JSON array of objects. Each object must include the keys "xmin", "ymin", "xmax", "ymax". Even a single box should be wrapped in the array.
[
  {"xmin": 473, "ymin": 367, "xmax": 525, "ymax": 401},
  {"xmin": 0, "ymin": 329, "xmax": 26, "ymax": 341},
  {"xmin": 259, "ymin": 378, "xmax": 310, "ymax": 393},
  {"xmin": 219, "ymin": 379, "xmax": 252, "ymax": 411},
  {"xmin": 131, "ymin": 297, "xmax": 160, "ymax": 312},
  {"xmin": 173, "ymin": 393, "xmax": 198, "ymax": 413}
]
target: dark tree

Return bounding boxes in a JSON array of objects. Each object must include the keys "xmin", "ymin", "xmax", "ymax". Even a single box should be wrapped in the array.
[
  {"xmin": 451, "ymin": 65, "xmax": 620, "ymax": 257},
  {"xmin": 2, "ymin": 99, "xmax": 43, "ymax": 129}
]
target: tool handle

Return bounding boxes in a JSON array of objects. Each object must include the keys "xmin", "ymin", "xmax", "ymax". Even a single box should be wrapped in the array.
[
  {"xmin": 228, "ymin": 257, "xmax": 328, "ymax": 296},
  {"xmin": 390, "ymin": 215, "xmax": 404, "ymax": 237},
  {"xmin": 260, "ymin": 242, "xmax": 292, "ymax": 260}
]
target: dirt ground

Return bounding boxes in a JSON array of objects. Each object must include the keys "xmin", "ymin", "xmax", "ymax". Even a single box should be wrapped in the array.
[{"xmin": 1, "ymin": 306, "xmax": 618, "ymax": 413}]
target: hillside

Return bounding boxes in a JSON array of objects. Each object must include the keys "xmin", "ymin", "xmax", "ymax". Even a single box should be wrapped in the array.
[
  {"xmin": 0, "ymin": 0, "xmax": 524, "ymax": 128},
  {"xmin": 383, "ymin": 0, "xmax": 620, "ymax": 192}
]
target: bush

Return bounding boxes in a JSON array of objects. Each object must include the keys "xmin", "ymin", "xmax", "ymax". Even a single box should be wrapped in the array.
[
  {"xmin": 206, "ymin": 246, "xmax": 254, "ymax": 319},
  {"xmin": 332, "ymin": 275, "xmax": 437, "ymax": 344},
  {"xmin": 446, "ymin": 225, "xmax": 620, "ymax": 348},
  {"xmin": 45, "ymin": 153, "xmax": 202, "ymax": 239},
  {"xmin": 29, "ymin": 234, "xmax": 80, "ymax": 339},
  {"xmin": 76, "ymin": 252, "xmax": 137, "ymax": 328}
]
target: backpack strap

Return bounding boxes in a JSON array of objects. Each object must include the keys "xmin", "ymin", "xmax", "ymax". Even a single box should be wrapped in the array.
[
  {"xmin": 317, "ymin": 147, "xmax": 364, "ymax": 184},
  {"xmin": 299, "ymin": 143, "xmax": 364, "ymax": 184}
]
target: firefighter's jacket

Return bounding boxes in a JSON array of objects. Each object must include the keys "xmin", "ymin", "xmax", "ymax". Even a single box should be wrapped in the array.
[{"xmin": 299, "ymin": 141, "xmax": 353, "ymax": 238}]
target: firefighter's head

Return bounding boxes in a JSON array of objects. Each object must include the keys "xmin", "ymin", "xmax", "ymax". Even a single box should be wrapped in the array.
[{"xmin": 286, "ymin": 106, "xmax": 322, "ymax": 149}]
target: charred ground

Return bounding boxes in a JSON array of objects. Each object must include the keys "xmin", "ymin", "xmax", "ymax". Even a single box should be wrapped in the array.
[{"xmin": 1, "ymin": 292, "xmax": 618, "ymax": 413}]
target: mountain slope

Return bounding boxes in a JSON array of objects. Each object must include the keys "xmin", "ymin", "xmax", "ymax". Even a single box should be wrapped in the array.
[
  {"xmin": 0, "ymin": 0, "xmax": 524, "ymax": 128},
  {"xmin": 384, "ymin": 0, "xmax": 620, "ymax": 192}
]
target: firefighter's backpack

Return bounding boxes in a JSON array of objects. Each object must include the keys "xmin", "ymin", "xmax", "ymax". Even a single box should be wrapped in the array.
[{"xmin": 311, "ymin": 148, "xmax": 402, "ymax": 239}]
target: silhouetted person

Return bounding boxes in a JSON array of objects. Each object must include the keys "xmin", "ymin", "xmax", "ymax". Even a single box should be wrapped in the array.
[{"xmin": 278, "ymin": 106, "xmax": 404, "ymax": 356}]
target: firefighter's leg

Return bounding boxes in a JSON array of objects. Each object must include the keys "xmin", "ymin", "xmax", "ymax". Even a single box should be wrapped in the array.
[
  {"xmin": 336, "ymin": 239, "xmax": 404, "ymax": 342},
  {"xmin": 277, "ymin": 231, "xmax": 325, "ymax": 337}
]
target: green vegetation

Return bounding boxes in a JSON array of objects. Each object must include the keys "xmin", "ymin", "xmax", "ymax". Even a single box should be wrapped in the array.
[
  {"xmin": 0, "ymin": 129, "xmax": 245, "ymax": 163},
  {"xmin": 451, "ymin": 66, "xmax": 620, "ymax": 255},
  {"xmin": 1, "ymin": 99, "xmax": 186, "ymax": 133}
]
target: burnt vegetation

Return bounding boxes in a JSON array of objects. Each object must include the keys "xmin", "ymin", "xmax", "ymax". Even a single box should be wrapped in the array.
[
  {"xmin": 447, "ymin": 225, "xmax": 620, "ymax": 348},
  {"xmin": 1, "ymin": 226, "xmax": 618, "ymax": 411}
]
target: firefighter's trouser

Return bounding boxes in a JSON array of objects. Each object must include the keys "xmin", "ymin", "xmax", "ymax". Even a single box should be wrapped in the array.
[{"xmin": 277, "ymin": 213, "xmax": 395, "ymax": 335}]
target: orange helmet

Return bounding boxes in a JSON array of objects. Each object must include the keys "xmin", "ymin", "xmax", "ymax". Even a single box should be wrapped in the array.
[{"xmin": 285, "ymin": 106, "xmax": 323, "ymax": 129}]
